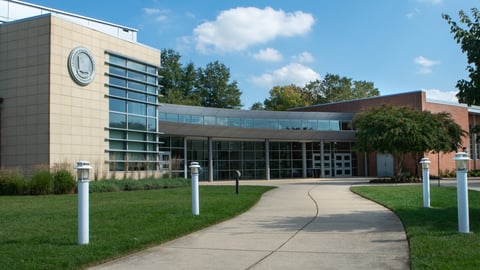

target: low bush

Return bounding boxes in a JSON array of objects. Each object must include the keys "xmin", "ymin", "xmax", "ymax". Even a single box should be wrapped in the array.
[
  {"xmin": 468, "ymin": 170, "xmax": 480, "ymax": 177},
  {"xmin": 0, "ymin": 169, "xmax": 26, "ymax": 195},
  {"xmin": 89, "ymin": 177, "xmax": 190, "ymax": 193},
  {"xmin": 28, "ymin": 170, "xmax": 53, "ymax": 195},
  {"xmin": 52, "ymin": 169, "xmax": 76, "ymax": 194}
]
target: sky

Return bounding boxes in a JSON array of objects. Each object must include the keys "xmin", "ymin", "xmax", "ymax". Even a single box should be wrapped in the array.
[{"xmin": 27, "ymin": 0, "xmax": 479, "ymax": 108}]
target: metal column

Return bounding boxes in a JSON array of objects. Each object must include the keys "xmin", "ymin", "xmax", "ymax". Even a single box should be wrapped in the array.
[
  {"xmin": 265, "ymin": 139, "xmax": 270, "ymax": 180},
  {"xmin": 302, "ymin": 142, "xmax": 307, "ymax": 178},
  {"xmin": 183, "ymin": 137, "xmax": 188, "ymax": 179},
  {"xmin": 320, "ymin": 141, "xmax": 325, "ymax": 178},
  {"xmin": 208, "ymin": 137, "xmax": 213, "ymax": 182}
]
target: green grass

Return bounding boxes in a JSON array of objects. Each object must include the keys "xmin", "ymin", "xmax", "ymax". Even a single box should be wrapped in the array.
[
  {"xmin": 0, "ymin": 185, "xmax": 274, "ymax": 270},
  {"xmin": 351, "ymin": 185, "xmax": 480, "ymax": 270}
]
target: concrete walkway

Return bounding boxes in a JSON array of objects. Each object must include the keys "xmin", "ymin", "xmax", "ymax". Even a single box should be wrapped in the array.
[{"xmin": 90, "ymin": 179, "xmax": 409, "ymax": 270}]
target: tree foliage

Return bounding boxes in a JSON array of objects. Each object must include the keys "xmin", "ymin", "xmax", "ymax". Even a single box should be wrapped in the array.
[
  {"xmin": 254, "ymin": 73, "xmax": 379, "ymax": 110},
  {"xmin": 353, "ymin": 105, "xmax": 466, "ymax": 175},
  {"xmin": 443, "ymin": 8, "xmax": 480, "ymax": 106},
  {"xmin": 159, "ymin": 49, "xmax": 242, "ymax": 108},
  {"xmin": 263, "ymin": 85, "xmax": 308, "ymax": 111},
  {"xmin": 197, "ymin": 61, "xmax": 242, "ymax": 108}
]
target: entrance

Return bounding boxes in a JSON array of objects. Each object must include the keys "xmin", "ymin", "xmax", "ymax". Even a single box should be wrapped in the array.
[
  {"xmin": 376, "ymin": 153, "xmax": 394, "ymax": 177},
  {"xmin": 159, "ymin": 152, "xmax": 171, "ymax": 175},
  {"xmin": 334, "ymin": 153, "xmax": 352, "ymax": 177},
  {"xmin": 312, "ymin": 153, "xmax": 332, "ymax": 177}
]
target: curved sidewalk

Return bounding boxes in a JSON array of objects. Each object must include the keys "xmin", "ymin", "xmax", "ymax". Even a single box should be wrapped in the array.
[{"xmin": 90, "ymin": 179, "xmax": 409, "ymax": 270}]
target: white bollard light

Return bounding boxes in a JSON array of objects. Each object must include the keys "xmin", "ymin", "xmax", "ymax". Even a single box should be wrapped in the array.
[
  {"xmin": 189, "ymin": 162, "xmax": 201, "ymax": 215},
  {"xmin": 453, "ymin": 152, "xmax": 470, "ymax": 233},
  {"xmin": 76, "ymin": 160, "xmax": 92, "ymax": 245},
  {"xmin": 420, "ymin": 158, "xmax": 431, "ymax": 208}
]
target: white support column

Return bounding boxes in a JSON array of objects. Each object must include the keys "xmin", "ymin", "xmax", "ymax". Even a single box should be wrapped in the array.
[
  {"xmin": 208, "ymin": 137, "xmax": 213, "ymax": 182},
  {"xmin": 320, "ymin": 141, "xmax": 325, "ymax": 178},
  {"xmin": 265, "ymin": 139, "xmax": 270, "ymax": 180},
  {"xmin": 183, "ymin": 137, "xmax": 188, "ymax": 179},
  {"xmin": 302, "ymin": 142, "xmax": 307, "ymax": 178}
]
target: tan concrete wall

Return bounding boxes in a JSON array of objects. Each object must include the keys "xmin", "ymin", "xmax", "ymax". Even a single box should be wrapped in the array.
[
  {"xmin": 49, "ymin": 15, "xmax": 160, "ymax": 178},
  {"xmin": 0, "ymin": 16, "xmax": 51, "ymax": 169},
  {"xmin": 0, "ymin": 15, "xmax": 160, "ymax": 177}
]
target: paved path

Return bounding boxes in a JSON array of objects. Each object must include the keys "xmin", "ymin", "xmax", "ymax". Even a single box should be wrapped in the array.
[{"xmin": 90, "ymin": 179, "xmax": 409, "ymax": 270}]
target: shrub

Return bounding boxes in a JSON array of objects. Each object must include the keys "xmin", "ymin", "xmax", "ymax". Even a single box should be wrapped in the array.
[
  {"xmin": 28, "ymin": 170, "xmax": 53, "ymax": 195},
  {"xmin": 52, "ymin": 169, "xmax": 76, "ymax": 194},
  {"xmin": 0, "ymin": 169, "xmax": 26, "ymax": 195}
]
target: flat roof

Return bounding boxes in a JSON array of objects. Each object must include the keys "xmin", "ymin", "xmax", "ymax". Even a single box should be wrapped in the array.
[{"xmin": 0, "ymin": 0, "xmax": 137, "ymax": 41}]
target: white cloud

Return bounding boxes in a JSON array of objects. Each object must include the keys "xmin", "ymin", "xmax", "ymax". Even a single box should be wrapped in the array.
[
  {"xmin": 143, "ymin": 8, "xmax": 170, "ymax": 22},
  {"xmin": 424, "ymin": 89, "xmax": 458, "ymax": 103},
  {"xmin": 406, "ymin": 8, "xmax": 420, "ymax": 19},
  {"xmin": 193, "ymin": 7, "xmax": 315, "ymax": 53},
  {"xmin": 253, "ymin": 48, "xmax": 283, "ymax": 62},
  {"xmin": 414, "ymin": 56, "xmax": 440, "ymax": 74},
  {"xmin": 250, "ymin": 63, "xmax": 320, "ymax": 88},
  {"xmin": 143, "ymin": 8, "xmax": 161, "ymax": 15},
  {"xmin": 417, "ymin": 0, "xmax": 443, "ymax": 5},
  {"xmin": 292, "ymin": 51, "xmax": 315, "ymax": 63}
]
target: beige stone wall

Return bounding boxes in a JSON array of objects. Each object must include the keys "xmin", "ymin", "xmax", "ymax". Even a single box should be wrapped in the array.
[
  {"xmin": 0, "ymin": 15, "xmax": 160, "ymax": 177},
  {"xmin": 0, "ymin": 15, "xmax": 51, "ymax": 169}
]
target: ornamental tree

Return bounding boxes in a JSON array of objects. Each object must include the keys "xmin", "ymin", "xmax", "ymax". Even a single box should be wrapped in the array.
[
  {"xmin": 352, "ymin": 105, "xmax": 466, "ymax": 176},
  {"xmin": 443, "ymin": 8, "xmax": 480, "ymax": 106}
]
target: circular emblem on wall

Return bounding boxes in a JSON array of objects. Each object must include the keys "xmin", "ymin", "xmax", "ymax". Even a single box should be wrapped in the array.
[{"xmin": 68, "ymin": 46, "xmax": 95, "ymax": 86}]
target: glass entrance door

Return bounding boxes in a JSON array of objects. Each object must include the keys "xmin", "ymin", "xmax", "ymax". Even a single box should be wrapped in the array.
[
  {"xmin": 313, "ymin": 153, "xmax": 332, "ymax": 177},
  {"xmin": 334, "ymin": 153, "xmax": 352, "ymax": 177}
]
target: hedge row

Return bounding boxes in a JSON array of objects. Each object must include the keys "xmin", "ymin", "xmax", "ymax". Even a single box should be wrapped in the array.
[
  {"xmin": 0, "ymin": 169, "xmax": 76, "ymax": 196},
  {"xmin": 0, "ymin": 168, "xmax": 191, "ymax": 196}
]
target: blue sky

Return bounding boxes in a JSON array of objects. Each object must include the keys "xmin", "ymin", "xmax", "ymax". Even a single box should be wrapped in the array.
[{"xmin": 28, "ymin": 0, "xmax": 479, "ymax": 108}]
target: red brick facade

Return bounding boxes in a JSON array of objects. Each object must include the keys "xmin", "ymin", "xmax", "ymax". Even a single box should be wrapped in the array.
[{"xmin": 292, "ymin": 91, "xmax": 475, "ymax": 177}]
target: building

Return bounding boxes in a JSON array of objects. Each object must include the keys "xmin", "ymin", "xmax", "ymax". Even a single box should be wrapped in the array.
[
  {"xmin": 292, "ymin": 91, "xmax": 480, "ymax": 178},
  {"xmin": 1, "ymin": 0, "xmax": 161, "ymax": 179},
  {"xmin": 157, "ymin": 103, "xmax": 356, "ymax": 181},
  {"xmin": 1, "ymin": 1, "xmax": 478, "ymax": 181}
]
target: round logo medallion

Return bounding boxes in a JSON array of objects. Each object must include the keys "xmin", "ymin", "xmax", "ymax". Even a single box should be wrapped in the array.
[{"xmin": 68, "ymin": 47, "xmax": 95, "ymax": 86}]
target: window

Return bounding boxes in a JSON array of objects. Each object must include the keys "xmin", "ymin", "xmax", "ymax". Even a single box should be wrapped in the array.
[
  {"xmin": 109, "ymin": 87, "xmax": 126, "ymax": 98},
  {"xmin": 127, "ymin": 70, "xmax": 146, "ymax": 81},
  {"xmin": 109, "ymin": 113, "xmax": 126, "ymax": 128},
  {"xmin": 128, "ymin": 115, "xmax": 147, "ymax": 130},
  {"xmin": 110, "ymin": 98, "xmax": 126, "ymax": 112},
  {"xmin": 127, "ymin": 61, "xmax": 146, "ymax": 72},
  {"xmin": 109, "ymin": 77, "xmax": 126, "ymax": 87},
  {"xmin": 107, "ymin": 53, "xmax": 160, "ymax": 172},
  {"xmin": 128, "ymin": 101, "xmax": 146, "ymax": 115},
  {"xmin": 110, "ymin": 66, "xmax": 125, "ymax": 76}
]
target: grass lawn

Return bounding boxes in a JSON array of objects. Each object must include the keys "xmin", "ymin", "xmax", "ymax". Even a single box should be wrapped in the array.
[
  {"xmin": 351, "ymin": 185, "xmax": 480, "ymax": 270},
  {"xmin": 0, "ymin": 185, "xmax": 274, "ymax": 270}
]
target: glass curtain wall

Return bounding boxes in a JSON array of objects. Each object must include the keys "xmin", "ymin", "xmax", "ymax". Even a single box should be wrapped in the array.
[
  {"xmin": 106, "ymin": 52, "xmax": 160, "ymax": 172},
  {"xmin": 158, "ymin": 136, "xmax": 357, "ymax": 180}
]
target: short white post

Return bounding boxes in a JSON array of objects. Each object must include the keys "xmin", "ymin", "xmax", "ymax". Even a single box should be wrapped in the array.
[
  {"xmin": 453, "ymin": 152, "xmax": 470, "ymax": 233},
  {"xmin": 189, "ymin": 162, "xmax": 201, "ymax": 215},
  {"xmin": 420, "ymin": 158, "xmax": 431, "ymax": 208},
  {"xmin": 76, "ymin": 161, "xmax": 92, "ymax": 245}
]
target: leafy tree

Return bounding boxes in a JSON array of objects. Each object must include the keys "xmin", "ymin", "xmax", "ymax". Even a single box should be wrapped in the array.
[
  {"xmin": 263, "ymin": 85, "xmax": 308, "ymax": 111},
  {"xmin": 250, "ymin": 101, "xmax": 265, "ymax": 110},
  {"xmin": 159, "ymin": 50, "xmax": 241, "ymax": 108},
  {"xmin": 353, "ymin": 105, "xmax": 466, "ymax": 176},
  {"xmin": 197, "ymin": 61, "xmax": 242, "ymax": 108},
  {"xmin": 443, "ymin": 8, "xmax": 480, "ymax": 106},
  {"xmin": 159, "ymin": 49, "xmax": 200, "ymax": 105},
  {"xmin": 258, "ymin": 74, "xmax": 379, "ymax": 111}
]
